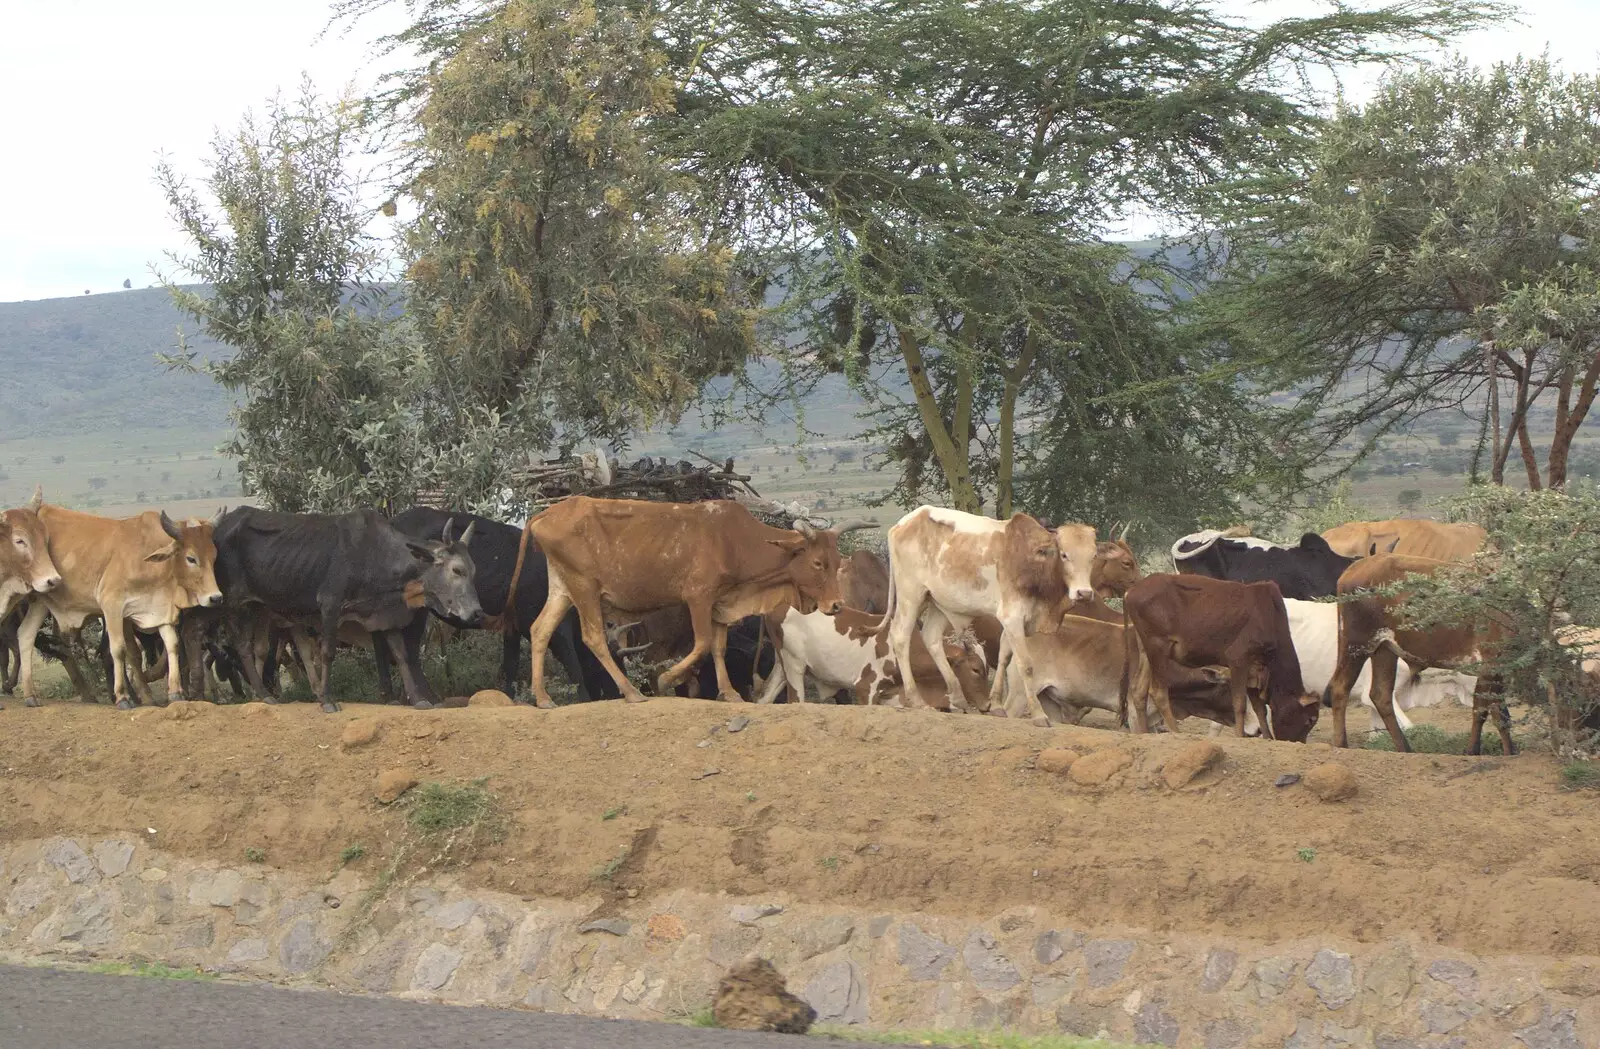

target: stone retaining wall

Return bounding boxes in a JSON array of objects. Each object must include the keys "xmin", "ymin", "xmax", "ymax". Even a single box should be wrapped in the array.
[{"xmin": 3, "ymin": 836, "xmax": 1596, "ymax": 1048}]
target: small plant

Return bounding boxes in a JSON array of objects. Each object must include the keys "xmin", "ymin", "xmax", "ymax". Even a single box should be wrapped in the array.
[
  {"xmin": 407, "ymin": 779, "xmax": 501, "ymax": 837},
  {"xmin": 820, "ymin": 855, "xmax": 840, "ymax": 872},
  {"xmin": 1560, "ymin": 762, "xmax": 1600, "ymax": 791},
  {"xmin": 687, "ymin": 1004, "xmax": 718, "ymax": 1028},
  {"xmin": 340, "ymin": 843, "xmax": 366, "ymax": 864},
  {"xmin": 745, "ymin": 791, "xmax": 757, "ymax": 802},
  {"xmin": 1297, "ymin": 847, "xmax": 1316, "ymax": 863},
  {"xmin": 602, "ymin": 806, "xmax": 625, "ymax": 821},
  {"xmin": 243, "ymin": 846, "xmax": 266, "ymax": 863},
  {"xmin": 593, "ymin": 854, "xmax": 626, "ymax": 883},
  {"xmin": 85, "ymin": 961, "xmax": 213, "ymax": 981},
  {"xmin": 1363, "ymin": 724, "xmax": 1483, "ymax": 754}
]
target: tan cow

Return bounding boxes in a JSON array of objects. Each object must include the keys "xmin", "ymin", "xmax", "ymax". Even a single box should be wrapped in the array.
[
  {"xmin": 0, "ymin": 488, "xmax": 63, "ymax": 709},
  {"xmin": 17, "ymin": 505, "xmax": 222, "ymax": 709},
  {"xmin": 1321, "ymin": 519, "xmax": 1485, "ymax": 561},
  {"xmin": 838, "ymin": 549, "xmax": 891, "ymax": 614},
  {"xmin": 524, "ymin": 497, "xmax": 868, "ymax": 707},
  {"xmin": 883, "ymin": 507, "xmax": 1095, "ymax": 713}
]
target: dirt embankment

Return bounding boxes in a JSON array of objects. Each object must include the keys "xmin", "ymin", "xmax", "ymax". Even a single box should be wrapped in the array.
[{"xmin": 3, "ymin": 697, "xmax": 1597, "ymax": 958}]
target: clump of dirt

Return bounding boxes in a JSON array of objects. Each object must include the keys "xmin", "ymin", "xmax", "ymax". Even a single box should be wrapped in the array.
[
  {"xmin": 2, "ymin": 696, "xmax": 1599, "ymax": 957},
  {"xmin": 713, "ymin": 957, "xmax": 816, "ymax": 1033}
]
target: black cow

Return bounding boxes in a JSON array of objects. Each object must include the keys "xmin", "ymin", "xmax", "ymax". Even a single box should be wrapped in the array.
[
  {"xmin": 212, "ymin": 507, "xmax": 483, "ymax": 712},
  {"xmin": 388, "ymin": 508, "xmax": 626, "ymax": 703},
  {"xmin": 1170, "ymin": 530, "xmax": 1360, "ymax": 600}
]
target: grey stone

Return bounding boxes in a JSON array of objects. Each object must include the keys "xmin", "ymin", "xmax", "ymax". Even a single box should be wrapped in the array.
[
  {"xmin": 1255, "ymin": 955, "xmax": 1299, "ymax": 1000},
  {"xmin": 1320, "ymin": 1021, "xmax": 1368, "ymax": 1046},
  {"xmin": 430, "ymin": 899, "xmax": 479, "ymax": 931},
  {"xmin": 6, "ymin": 875, "xmax": 55, "ymax": 918},
  {"xmin": 1084, "ymin": 939, "xmax": 1135, "ymax": 988},
  {"xmin": 803, "ymin": 960, "xmax": 868, "ymax": 1025},
  {"xmin": 175, "ymin": 921, "xmax": 215, "ymax": 949},
  {"xmin": 1034, "ymin": 930, "xmax": 1069, "ymax": 965},
  {"xmin": 867, "ymin": 915, "xmax": 892, "ymax": 938},
  {"xmin": 1201, "ymin": 948, "xmax": 1238, "ymax": 993},
  {"xmin": 525, "ymin": 981, "xmax": 566, "ymax": 1012},
  {"xmin": 412, "ymin": 943, "xmax": 463, "ymax": 992},
  {"xmin": 897, "ymin": 923, "xmax": 955, "ymax": 981},
  {"xmin": 963, "ymin": 929, "xmax": 1021, "ymax": 991},
  {"xmin": 1134, "ymin": 1001, "xmax": 1180, "ymax": 1047},
  {"xmin": 225, "ymin": 937, "xmax": 270, "ymax": 967},
  {"xmin": 708, "ymin": 925, "xmax": 761, "ymax": 967},
  {"xmin": 92, "ymin": 841, "xmax": 135, "ymax": 878},
  {"xmin": 190, "ymin": 869, "xmax": 242, "ymax": 908},
  {"xmin": 116, "ymin": 879, "xmax": 146, "ymax": 918},
  {"xmin": 1030, "ymin": 974, "xmax": 1074, "ymax": 1008},
  {"xmin": 1056, "ymin": 1001, "xmax": 1112, "ymax": 1037},
  {"xmin": 1514, "ymin": 1008, "xmax": 1582, "ymax": 1049},
  {"xmin": 726, "ymin": 716, "xmax": 750, "ymax": 733},
  {"xmin": 58, "ymin": 890, "xmax": 114, "ymax": 946},
  {"xmin": 794, "ymin": 915, "xmax": 854, "ymax": 960},
  {"xmin": 42, "ymin": 839, "xmax": 97, "ymax": 884},
  {"xmin": 518, "ymin": 926, "xmax": 555, "ymax": 976},
  {"xmin": 1374, "ymin": 1036, "xmax": 1422, "ymax": 1049},
  {"xmin": 1426, "ymin": 959, "xmax": 1479, "ymax": 997},
  {"xmin": 971, "ymin": 997, "xmax": 1022, "ymax": 1029},
  {"xmin": 1363, "ymin": 946, "xmax": 1415, "ymax": 1010},
  {"xmin": 1285, "ymin": 1019, "xmax": 1318, "ymax": 1049},
  {"xmin": 279, "ymin": 918, "xmax": 330, "ymax": 974},
  {"xmin": 408, "ymin": 887, "xmax": 442, "ymax": 912},
  {"xmin": 1203, "ymin": 1018, "xmax": 1252, "ymax": 1049},
  {"xmin": 235, "ymin": 901, "xmax": 263, "ymax": 925},
  {"xmin": 729, "ymin": 903, "xmax": 784, "ymax": 925},
  {"xmin": 1420, "ymin": 998, "xmax": 1476, "ymax": 1035},
  {"xmin": 152, "ymin": 883, "xmax": 175, "ymax": 925},
  {"xmin": 353, "ymin": 938, "xmax": 411, "ymax": 992},
  {"xmin": 578, "ymin": 918, "xmax": 631, "ymax": 936},
  {"xmin": 1306, "ymin": 949, "xmax": 1357, "ymax": 1009}
]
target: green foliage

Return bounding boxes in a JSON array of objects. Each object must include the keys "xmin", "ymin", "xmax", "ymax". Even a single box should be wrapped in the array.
[
  {"xmin": 601, "ymin": 806, "xmax": 625, "ymax": 821},
  {"xmin": 406, "ymin": 779, "xmax": 507, "ymax": 854},
  {"xmin": 1560, "ymin": 762, "xmax": 1600, "ymax": 790},
  {"xmin": 1390, "ymin": 485, "xmax": 1600, "ymax": 747},
  {"xmin": 243, "ymin": 846, "xmax": 266, "ymax": 863},
  {"xmin": 1278, "ymin": 479, "xmax": 1375, "ymax": 541},
  {"xmin": 1213, "ymin": 57, "xmax": 1600, "ymax": 489},
  {"xmin": 340, "ymin": 843, "xmax": 367, "ymax": 864},
  {"xmin": 1297, "ymin": 847, "xmax": 1317, "ymax": 863},
  {"xmin": 816, "ymin": 1028, "xmax": 1143, "ymax": 1049},
  {"xmin": 683, "ymin": 1005, "xmax": 717, "ymax": 1028},
  {"xmin": 1362, "ymin": 724, "xmax": 1481, "ymax": 754},
  {"xmin": 84, "ymin": 961, "xmax": 214, "ymax": 981}
]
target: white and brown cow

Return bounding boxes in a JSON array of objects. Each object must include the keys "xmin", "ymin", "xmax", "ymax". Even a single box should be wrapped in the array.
[{"xmin": 882, "ymin": 507, "xmax": 1095, "ymax": 713}]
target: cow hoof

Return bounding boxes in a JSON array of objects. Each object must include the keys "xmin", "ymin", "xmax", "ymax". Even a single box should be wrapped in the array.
[
  {"xmin": 623, "ymin": 691, "xmax": 649, "ymax": 705},
  {"xmin": 115, "ymin": 700, "xmax": 135, "ymax": 711},
  {"xmin": 719, "ymin": 692, "xmax": 745, "ymax": 704},
  {"xmin": 320, "ymin": 701, "xmax": 341, "ymax": 713},
  {"xmin": 534, "ymin": 698, "xmax": 557, "ymax": 710},
  {"xmin": 1030, "ymin": 715, "xmax": 1051, "ymax": 728},
  {"xmin": 985, "ymin": 707, "xmax": 1007, "ymax": 718},
  {"xmin": 24, "ymin": 696, "xmax": 41, "ymax": 708}
]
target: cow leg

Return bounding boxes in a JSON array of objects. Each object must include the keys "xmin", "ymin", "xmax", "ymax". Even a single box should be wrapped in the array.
[
  {"xmin": 401, "ymin": 616, "xmax": 441, "ymax": 708},
  {"xmin": 986, "ymin": 632, "xmax": 1012, "ymax": 711},
  {"xmin": 371, "ymin": 631, "xmax": 400, "ymax": 705},
  {"xmin": 710, "ymin": 622, "xmax": 743, "ymax": 703},
  {"xmin": 527, "ymin": 580, "xmax": 575, "ymax": 708},
  {"xmin": 180, "ymin": 615, "xmax": 206, "ymax": 701},
  {"xmin": 1468, "ymin": 674, "xmax": 1515, "ymax": 756},
  {"xmin": 16, "ymin": 600, "xmax": 51, "ymax": 706},
  {"xmin": 102, "ymin": 619, "xmax": 138, "ymax": 710},
  {"xmin": 1368, "ymin": 646, "xmax": 1410, "ymax": 752},
  {"xmin": 919, "ymin": 609, "xmax": 967, "ymax": 712},
  {"xmin": 314, "ymin": 612, "xmax": 340, "ymax": 713},
  {"xmin": 500, "ymin": 626, "xmax": 524, "ymax": 700},
  {"xmin": 381, "ymin": 628, "xmax": 437, "ymax": 710},
  {"xmin": 158, "ymin": 622, "xmax": 185, "ymax": 704},
  {"xmin": 886, "ymin": 591, "xmax": 930, "ymax": 710},
  {"xmin": 658, "ymin": 600, "xmax": 718, "ymax": 698},
  {"xmin": 239, "ymin": 616, "xmax": 276, "ymax": 700},
  {"xmin": 1, "ymin": 620, "xmax": 18, "ymax": 695},
  {"xmin": 1327, "ymin": 643, "xmax": 1369, "ymax": 750},
  {"xmin": 63, "ymin": 626, "xmax": 101, "ymax": 704}
]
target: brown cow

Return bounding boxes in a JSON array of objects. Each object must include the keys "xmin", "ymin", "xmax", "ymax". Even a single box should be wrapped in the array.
[
  {"xmin": 838, "ymin": 549, "xmax": 890, "ymax": 613},
  {"xmin": 1329, "ymin": 553, "xmax": 1513, "ymax": 755},
  {"xmin": 1122, "ymin": 574, "xmax": 1320, "ymax": 741},
  {"xmin": 524, "ymin": 497, "xmax": 867, "ymax": 706},
  {"xmin": 17, "ymin": 505, "xmax": 222, "ymax": 709},
  {"xmin": 1321, "ymin": 519, "xmax": 1484, "ymax": 561},
  {"xmin": 0, "ymin": 488, "xmax": 63, "ymax": 708}
]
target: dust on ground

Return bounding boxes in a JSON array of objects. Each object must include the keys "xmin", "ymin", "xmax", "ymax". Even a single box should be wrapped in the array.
[{"xmin": 2, "ymin": 695, "xmax": 1596, "ymax": 959}]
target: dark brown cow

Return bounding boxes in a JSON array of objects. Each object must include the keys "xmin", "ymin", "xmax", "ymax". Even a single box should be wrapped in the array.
[
  {"xmin": 838, "ymin": 549, "xmax": 890, "ymax": 614},
  {"xmin": 524, "ymin": 497, "xmax": 867, "ymax": 706},
  {"xmin": 1122, "ymin": 574, "xmax": 1320, "ymax": 741},
  {"xmin": 1329, "ymin": 553, "xmax": 1513, "ymax": 755}
]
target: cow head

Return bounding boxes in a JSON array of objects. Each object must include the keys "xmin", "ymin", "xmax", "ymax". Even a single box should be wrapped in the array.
[
  {"xmin": 1091, "ymin": 538, "xmax": 1140, "ymax": 598},
  {"xmin": 948, "ymin": 638, "xmax": 992, "ymax": 713},
  {"xmin": 2, "ymin": 488, "xmax": 62, "ymax": 606},
  {"xmin": 1053, "ymin": 523, "xmax": 1099, "ymax": 605},
  {"xmin": 150, "ymin": 511, "xmax": 224, "ymax": 609},
  {"xmin": 771, "ymin": 519, "xmax": 871, "ymax": 615},
  {"xmin": 404, "ymin": 520, "xmax": 484, "ymax": 627},
  {"xmin": 1271, "ymin": 691, "xmax": 1323, "ymax": 743}
]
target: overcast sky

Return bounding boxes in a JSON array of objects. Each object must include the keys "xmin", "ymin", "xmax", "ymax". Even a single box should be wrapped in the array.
[{"xmin": 2, "ymin": 0, "xmax": 1597, "ymax": 303}]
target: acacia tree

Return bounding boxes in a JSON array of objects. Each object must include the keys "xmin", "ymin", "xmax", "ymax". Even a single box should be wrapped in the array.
[
  {"xmin": 666, "ymin": 0, "xmax": 1500, "ymax": 522},
  {"xmin": 1213, "ymin": 57, "xmax": 1600, "ymax": 489}
]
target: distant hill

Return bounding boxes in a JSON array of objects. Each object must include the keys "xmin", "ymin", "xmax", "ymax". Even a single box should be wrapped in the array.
[{"xmin": 0, "ymin": 287, "xmax": 233, "ymax": 438}]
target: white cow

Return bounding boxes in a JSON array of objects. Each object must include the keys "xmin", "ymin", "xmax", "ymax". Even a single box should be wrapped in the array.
[{"xmin": 882, "ymin": 507, "xmax": 1096, "ymax": 713}]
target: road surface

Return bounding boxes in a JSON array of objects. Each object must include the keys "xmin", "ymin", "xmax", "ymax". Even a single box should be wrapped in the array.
[{"xmin": 0, "ymin": 964, "xmax": 909, "ymax": 1049}]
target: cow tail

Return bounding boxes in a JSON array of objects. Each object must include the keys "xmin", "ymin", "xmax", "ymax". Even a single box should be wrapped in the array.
[
  {"xmin": 1118, "ymin": 613, "xmax": 1133, "ymax": 729},
  {"xmin": 490, "ymin": 510, "xmax": 543, "ymax": 637},
  {"xmin": 876, "ymin": 549, "xmax": 897, "ymax": 638}
]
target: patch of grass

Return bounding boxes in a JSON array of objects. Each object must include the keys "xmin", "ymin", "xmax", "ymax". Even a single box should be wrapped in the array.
[
  {"xmin": 593, "ymin": 854, "xmax": 626, "ymax": 883},
  {"xmin": 814, "ymin": 1027, "xmax": 1141, "ymax": 1048},
  {"xmin": 602, "ymin": 806, "xmax": 625, "ymax": 821},
  {"xmin": 406, "ymin": 778, "xmax": 501, "ymax": 837},
  {"xmin": 820, "ymin": 855, "xmax": 840, "ymax": 872},
  {"xmin": 1297, "ymin": 847, "xmax": 1317, "ymax": 863},
  {"xmin": 340, "ymin": 843, "xmax": 366, "ymax": 864},
  {"xmin": 243, "ymin": 846, "xmax": 266, "ymax": 863},
  {"xmin": 1560, "ymin": 762, "xmax": 1600, "ymax": 791},
  {"xmin": 1362, "ymin": 723, "xmax": 1487, "ymax": 754},
  {"xmin": 745, "ymin": 791, "xmax": 757, "ymax": 802},
  {"xmin": 687, "ymin": 1005, "xmax": 718, "ymax": 1028},
  {"xmin": 84, "ymin": 960, "xmax": 213, "ymax": 981}
]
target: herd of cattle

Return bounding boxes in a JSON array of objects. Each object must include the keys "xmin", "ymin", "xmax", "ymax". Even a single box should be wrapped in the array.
[{"xmin": 0, "ymin": 486, "xmax": 1588, "ymax": 757}]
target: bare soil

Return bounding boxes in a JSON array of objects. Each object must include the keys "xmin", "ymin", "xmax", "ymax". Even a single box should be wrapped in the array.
[{"xmin": 2, "ymin": 695, "xmax": 1597, "ymax": 959}]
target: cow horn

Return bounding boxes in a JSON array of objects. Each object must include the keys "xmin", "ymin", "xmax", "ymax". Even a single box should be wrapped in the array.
[
  {"xmin": 1118, "ymin": 521, "xmax": 1132, "ymax": 541},
  {"xmin": 606, "ymin": 619, "xmax": 643, "ymax": 643},
  {"xmin": 158, "ymin": 511, "xmax": 183, "ymax": 541},
  {"xmin": 210, "ymin": 506, "xmax": 225, "ymax": 527},
  {"xmin": 791, "ymin": 519, "xmax": 817, "ymax": 540},
  {"xmin": 1220, "ymin": 524, "xmax": 1253, "ymax": 538},
  {"xmin": 617, "ymin": 642, "xmax": 653, "ymax": 658},
  {"xmin": 28, "ymin": 485, "xmax": 43, "ymax": 512},
  {"xmin": 459, "ymin": 520, "xmax": 476, "ymax": 546},
  {"xmin": 440, "ymin": 519, "xmax": 456, "ymax": 545},
  {"xmin": 833, "ymin": 519, "xmax": 876, "ymax": 534}
]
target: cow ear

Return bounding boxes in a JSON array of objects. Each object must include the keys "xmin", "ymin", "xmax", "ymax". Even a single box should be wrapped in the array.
[
  {"xmin": 1299, "ymin": 533, "xmax": 1330, "ymax": 552},
  {"xmin": 145, "ymin": 542, "xmax": 178, "ymax": 564},
  {"xmin": 1385, "ymin": 537, "xmax": 1401, "ymax": 553},
  {"xmin": 768, "ymin": 536, "xmax": 807, "ymax": 553},
  {"xmin": 405, "ymin": 538, "xmax": 441, "ymax": 563},
  {"xmin": 28, "ymin": 485, "xmax": 43, "ymax": 512},
  {"xmin": 1298, "ymin": 693, "xmax": 1320, "ymax": 706}
]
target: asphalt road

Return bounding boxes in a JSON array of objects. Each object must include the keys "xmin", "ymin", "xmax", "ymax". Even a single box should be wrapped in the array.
[{"xmin": 0, "ymin": 964, "xmax": 906, "ymax": 1049}]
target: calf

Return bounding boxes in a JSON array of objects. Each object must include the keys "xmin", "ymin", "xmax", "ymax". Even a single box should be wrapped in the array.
[
  {"xmin": 1321, "ymin": 519, "xmax": 1485, "ymax": 561},
  {"xmin": 17, "ymin": 504, "xmax": 221, "ymax": 709},
  {"xmin": 838, "ymin": 549, "xmax": 890, "ymax": 613},
  {"xmin": 884, "ymin": 506, "xmax": 1094, "ymax": 713},
  {"xmin": 212, "ymin": 508, "xmax": 482, "ymax": 712},
  {"xmin": 1172, "ymin": 528, "xmax": 1361, "ymax": 600},
  {"xmin": 1330, "ymin": 554, "xmax": 1512, "ymax": 755},
  {"xmin": 1122, "ymin": 574, "xmax": 1321, "ymax": 741}
]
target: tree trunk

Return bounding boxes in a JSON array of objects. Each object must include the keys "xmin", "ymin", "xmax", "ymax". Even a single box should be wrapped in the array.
[
  {"xmin": 895, "ymin": 324, "xmax": 980, "ymax": 512},
  {"xmin": 1546, "ymin": 350, "xmax": 1600, "ymax": 488},
  {"xmin": 995, "ymin": 319, "xmax": 1041, "ymax": 519}
]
